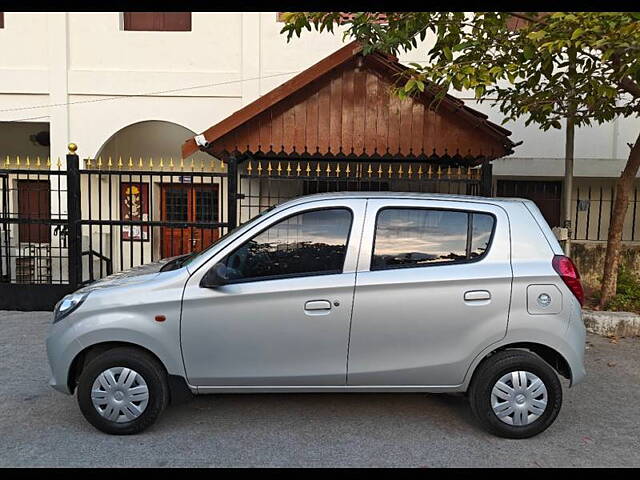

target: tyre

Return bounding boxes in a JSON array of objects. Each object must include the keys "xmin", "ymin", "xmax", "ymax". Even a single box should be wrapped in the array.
[
  {"xmin": 468, "ymin": 350, "xmax": 563, "ymax": 439},
  {"xmin": 76, "ymin": 347, "xmax": 169, "ymax": 435}
]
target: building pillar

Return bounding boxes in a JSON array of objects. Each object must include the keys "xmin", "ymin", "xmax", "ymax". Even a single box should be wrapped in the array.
[
  {"xmin": 241, "ymin": 12, "xmax": 261, "ymax": 106},
  {"xmin": 47, "ymin": 12, "xmax": 70, "ymax": 166},
  {"xmin": 47, "ymin": 13, "xmax": 71, "ymax": 282}
]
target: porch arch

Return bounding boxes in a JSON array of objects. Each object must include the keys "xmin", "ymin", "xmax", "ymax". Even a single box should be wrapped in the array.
[{"xmin": 94, "ymin": 120, "xmax": 211, "ymax": 163}]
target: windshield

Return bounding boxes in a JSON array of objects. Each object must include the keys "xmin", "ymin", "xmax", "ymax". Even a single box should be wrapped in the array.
[{"xmin": 181, "ymin": 205, "xmax": 277, "ymax": 267}]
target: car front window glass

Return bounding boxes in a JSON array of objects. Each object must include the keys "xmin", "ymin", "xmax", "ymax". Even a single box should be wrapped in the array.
[{"xmin": 221, "ymin": 208, "xmax": 352, "ymax": 282}]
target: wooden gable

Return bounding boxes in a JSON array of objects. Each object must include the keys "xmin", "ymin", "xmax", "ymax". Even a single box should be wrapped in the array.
[{"xmin": 183, "ymin": 42, "xmax": 514, "ymax": 163}]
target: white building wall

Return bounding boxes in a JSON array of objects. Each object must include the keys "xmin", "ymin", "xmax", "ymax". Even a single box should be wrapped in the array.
[
  {"xmin": 2, "ymin": 11, "xmax": 638, "ymax": 175},
  {"xmin": 1, "ymin": 12, "xmax": 433, "ymax": 158}
]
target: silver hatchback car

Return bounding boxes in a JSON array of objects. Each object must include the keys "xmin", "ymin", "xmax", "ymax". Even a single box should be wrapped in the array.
[{"xmin": 47, "ymin": 192, "xmax": 586, "ymax": 438}]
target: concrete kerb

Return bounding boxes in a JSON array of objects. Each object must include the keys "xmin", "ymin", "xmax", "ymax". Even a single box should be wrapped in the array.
[{"xmin": 582, "ymin": 309, "xmax": 640, "ymax": 337}]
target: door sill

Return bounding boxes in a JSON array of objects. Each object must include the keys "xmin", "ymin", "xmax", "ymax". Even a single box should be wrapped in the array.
[{"xmin": 194, "ymin": 384, "xmax": 464, "ymax": 394}]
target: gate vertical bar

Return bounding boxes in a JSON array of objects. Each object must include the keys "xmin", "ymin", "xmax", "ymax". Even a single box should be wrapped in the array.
[
  {"xmin": 1, "ymin": 174, "xmax": 9, "ymax": 282},
  {"xmin": 66, "ymin": 144, "xmax": 82, "ymax": 288},
  {"xmin": 480, "ymin": 162, "xmax": 493, "ymax": 197},
  {"xmin": 227, "ymin": 155, "xmax": 239, "ymax": 229}
]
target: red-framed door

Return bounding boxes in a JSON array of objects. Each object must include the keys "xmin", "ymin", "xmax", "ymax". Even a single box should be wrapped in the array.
[{"xmin": 160, "ymin": 183, "xmax": 220, "ymax": 258}]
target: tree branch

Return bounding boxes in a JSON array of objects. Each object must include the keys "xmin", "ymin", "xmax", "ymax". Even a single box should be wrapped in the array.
[
  {"xmin": 612, "ymin": 53, "xmax": 640, "ymax": 99},
  {"xmin": 619, "ymin": 77, "xmax": 640, "ymax": 98}
]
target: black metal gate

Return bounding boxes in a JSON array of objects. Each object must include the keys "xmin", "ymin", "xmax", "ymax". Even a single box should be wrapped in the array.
[
  {"xmin": 0, "ymin": 158, "xmax": 75, "ymax": 310},
  {"xmin": 0, "ymin": 150, "xmax": 233, "ymax": 310}
]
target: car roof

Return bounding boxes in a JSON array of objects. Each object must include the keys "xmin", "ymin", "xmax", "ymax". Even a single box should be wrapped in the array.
[{"xmin": 277, "ymin": 191, "xmax": 531, "ymax": 208}]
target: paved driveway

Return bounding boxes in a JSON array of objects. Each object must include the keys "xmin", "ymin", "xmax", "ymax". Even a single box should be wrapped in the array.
[{"xmin": 0, "ymin": 311, "xmax": 638, "ymax": 467}]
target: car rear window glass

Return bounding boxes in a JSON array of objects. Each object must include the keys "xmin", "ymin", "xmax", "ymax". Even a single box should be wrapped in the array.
[
  {"xmin": 371, "ymin": 208, "xmax": 495, "ymax": 270},
  {"xmin": 471, "ymin": 213, "xmax": 495, "ymax": 258}
]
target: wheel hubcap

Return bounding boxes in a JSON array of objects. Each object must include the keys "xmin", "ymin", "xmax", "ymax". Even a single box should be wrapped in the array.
[
  {"xmin": 91, "ymin": 367, "xmax": 149, "ymax": 423},
  {"xmin": 491, "ymin": 370, "xmax": 548, "ymax": 426}
]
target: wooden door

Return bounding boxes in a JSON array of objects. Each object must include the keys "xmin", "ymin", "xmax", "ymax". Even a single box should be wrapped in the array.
[
  {"xmin": 17, "ymin": 180, "xmax": 51, "ymax": 243},
  {"xmin": 160, "ymin": 184, "xmax": 220, "ymax": 258}
]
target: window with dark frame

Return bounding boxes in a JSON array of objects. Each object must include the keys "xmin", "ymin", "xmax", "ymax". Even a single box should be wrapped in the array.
[
  {"xmin": 371, "ymin": 208, "xmax": 495, "ymax": 270},
  {"xmin": 276, "ymin": 12, "xmax": 387, "ymax": 24},
  {"xmin": 123, "ymin": 12, "xmax": 191, "ymax": 31}
]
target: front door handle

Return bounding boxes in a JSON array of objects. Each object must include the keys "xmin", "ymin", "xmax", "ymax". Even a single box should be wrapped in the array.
[
  {"xmin": 304, "ymin": 300, "xmax": 332, "ymax": 311},
  {"xmin": 464, "ymin": 290, "xmax": 491, "ymax": 301}
]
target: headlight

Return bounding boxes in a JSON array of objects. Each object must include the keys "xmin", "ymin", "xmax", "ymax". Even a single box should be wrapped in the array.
[{"xmin": 53, "ymin": 292, "xmax": 89, "ymax": 323}]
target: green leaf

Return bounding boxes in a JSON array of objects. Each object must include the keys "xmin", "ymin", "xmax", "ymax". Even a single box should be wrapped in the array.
[
  {"xmin": 571, "ymin": 28, "xmax": 585, "ymax": 40},
  {"xmin": 443, "ymin": 46, "xmax": 453, "ymax": 61},
  {"xmin": 453, "ymin": 42, "xmax": 471, "ymax": 52},
  {"xmin": 523, "ymin": 46, "xmax": 535, "ymax": 60},
  {"xmin": 527, "ymin": 31, "xmax": 546, "ymax": 41},
  {"xmin": 405, "ymin": 78, "xmax": 416, "ymax": 92}
]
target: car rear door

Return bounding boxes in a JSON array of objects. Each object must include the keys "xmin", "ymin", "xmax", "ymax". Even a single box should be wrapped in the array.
[{"xmin": 347, "ymin": 198, "xmax": 512, "ymax": 387}]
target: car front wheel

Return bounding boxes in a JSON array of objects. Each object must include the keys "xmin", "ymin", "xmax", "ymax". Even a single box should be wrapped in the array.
[
  {"xmin": 468, "ymin": 350, "xmax": 563, "ymax": 439},
  {"xmin": 76, "ymin": 347, "xmax": 169, "ymax": 435}
]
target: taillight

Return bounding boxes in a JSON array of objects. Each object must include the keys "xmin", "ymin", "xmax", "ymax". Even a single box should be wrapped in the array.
[{"xmin": 552, "ymin": 255, "xmax": 584, "ymax": 306}]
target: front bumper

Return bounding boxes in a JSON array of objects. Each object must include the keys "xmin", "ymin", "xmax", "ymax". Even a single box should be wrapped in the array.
[{"xmin": 46, "ymin": 317, "xmax": 85, "ymax": 395}]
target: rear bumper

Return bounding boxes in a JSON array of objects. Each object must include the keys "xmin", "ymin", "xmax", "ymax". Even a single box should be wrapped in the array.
[{"xmin": 565, "ymin": 308, "xmax": 587, "ymax": 386}]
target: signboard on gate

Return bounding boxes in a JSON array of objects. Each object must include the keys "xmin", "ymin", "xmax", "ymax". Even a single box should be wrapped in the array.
[{"xmin": 120, "ymin": 182, "xmax": 149, "ymax": 241}]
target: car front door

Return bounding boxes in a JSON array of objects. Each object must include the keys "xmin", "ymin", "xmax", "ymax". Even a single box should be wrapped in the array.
[
  {"xmin": 181, "ymin": 199, "xmax": 366, "ymax": 387},
  {"xmin": 347, "ymin": 198, "xmax": 512, "ymax": 387}
]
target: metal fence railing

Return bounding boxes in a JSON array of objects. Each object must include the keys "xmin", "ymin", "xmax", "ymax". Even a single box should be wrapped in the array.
[
  {"xmin": 1, "ymin": 148, "xmax": 494, "ymax": 310},
  {"xmin": 573, "ymin": 185, "xmax": 640, "ymax": 242},
  {"xmin": 238, "ymin": 159, "xmax": 485, "ymax": 223}
]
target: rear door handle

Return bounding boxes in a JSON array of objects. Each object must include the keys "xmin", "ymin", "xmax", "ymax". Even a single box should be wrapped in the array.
[
  {"xmin": 464, "ymin": 290, "xmax": 491, "ymax": 301},
  {"xmin": 304, "ymin": 300, "xmax": 332, "ymax": 311}
]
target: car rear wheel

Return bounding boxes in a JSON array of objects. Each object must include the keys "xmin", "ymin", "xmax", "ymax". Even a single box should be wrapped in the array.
[
  {"xmin": 468, "ymin": 350, "xmax": 563, "ymax": 439},
  {"xmin": 77, "ymin": 347, "xmax": 169, "ymax": 435}
]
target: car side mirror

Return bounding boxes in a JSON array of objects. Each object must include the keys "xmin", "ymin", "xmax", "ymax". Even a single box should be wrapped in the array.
[{"xmin": 200, "ymin": 262, "xmax": 230, "ymax": 288}]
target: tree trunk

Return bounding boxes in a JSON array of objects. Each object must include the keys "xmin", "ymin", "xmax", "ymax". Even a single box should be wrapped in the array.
[
  {"xmin": 599, "ymin": 131, "xmax": 640, "ymax": 308},
  {"xmin": 563, "ymin": 48, "xmax": 576, "ymax": 257}
]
